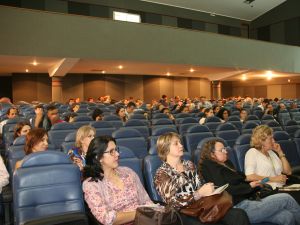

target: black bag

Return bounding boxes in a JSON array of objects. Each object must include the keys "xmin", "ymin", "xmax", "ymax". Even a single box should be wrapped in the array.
[
  {"xmin": 251, "ymin": 184, "xmax": 278, "ymax": 200},
  {"xmin": 134, "ymin": 206, "xmax": 182, "ymax": 225}
]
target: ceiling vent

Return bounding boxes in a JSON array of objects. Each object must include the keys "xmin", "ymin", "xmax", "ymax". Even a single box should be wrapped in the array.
[{"xmin": 243, "ymin": 0, "xmax": 255, "ymax": 4}]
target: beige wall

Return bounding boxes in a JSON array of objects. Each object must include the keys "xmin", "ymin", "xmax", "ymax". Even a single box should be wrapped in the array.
[{"xmin": 12, "ymin": 74, "xmax": 212, "ymax": 103}]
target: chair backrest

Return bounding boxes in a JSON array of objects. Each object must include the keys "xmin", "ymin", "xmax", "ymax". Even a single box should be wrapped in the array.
[
  {"xmin": 61, "ymin": 131, "xmax": 76, "ymax": 153},
  {"xmin": 149, "ymin": 127, "xmax": 178, "ymax": 148},
  {"xmin": 143, "ymin": 153, "xmax": 191, "ymax": 202},
  {"xmin": 278, "ymin": 111, "xmax": 292, "ymax": 126},
  {"xmin": 182, "ymin": 125, "xmax": 214, "ymax": 154},
  {"xmin": 233, "ymin": 134, "xmax": 252, "ymax": 172},
  {"xmin": 227, "ymin": 116, "xmax": 240, "ymax": 122},
  {"xmin": 112, "ymin": 128, "xmax": 148, "ymax": 159},
  {"xmin": 90, "ymin": 121, "xmax": 116, "ymax": 137},
  {"xmin": 246, "ymin": 115, "xmax": 261, "ymax": 124},
  {"xmin": 118, "ymin": 146, "xmax": 144, "ymax": 185},
  {"xmin": 130, "ymin": 114, "xmax": 146, "ymax": 120},
  {"xmin": 151, "ymin": 118, "xmax": 173, "ymax": 126},
  {"xmin": 205, "ymin": 116, "xmax": 221, "ymax": 123},
  {"xmin": 284, "ymin": 120, "xmax": 300, "ymax": 137},
  {"xmin": 273, "ymin": 131, "xmax": 300, "ymax": 167},
  {"xmin": 215, "ymin": 123, "xmax": 240, "ymax": 148},
  {"xmin": 73, "ymin": 116, "xmax": 93, "ymax": 128},
  {"xmin": 2, "ymin": 117, "xmax": 29, "ymax": 144},
  {"xmin": 152, "ymin": 113, "xmax": 169, "ymax": 119},
  {"xmin": 265, "ymin": 120, "xmax": 283, "ymax": 132},
  {"xmin": 13, "ymin": 151, "xmax": 85, "ymax": 225},
  {"xmin": 241, "ymin": 121, "xmax": 259, "ymax": 134},
  {"xmin": 125, "ymin": 119, "xmax": 150, "ymax": 139},
  {"xmin": 48, "ymin": 123, "xmax": 76, "ymax": 148}
]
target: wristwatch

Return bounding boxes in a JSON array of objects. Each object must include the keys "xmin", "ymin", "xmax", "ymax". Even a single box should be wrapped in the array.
[{"xmin": 279, "ymin": 154, "xmax": 286, "ymax": 159}]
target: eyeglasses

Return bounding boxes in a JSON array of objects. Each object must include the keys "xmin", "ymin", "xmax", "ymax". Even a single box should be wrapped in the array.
[
  {"xmin": 214, "ymin": 147, "xmax": 228, "ymax": 153},
  {"xmin": 103, "ymin": 147, "xmax": 120, "ymax": 156}
]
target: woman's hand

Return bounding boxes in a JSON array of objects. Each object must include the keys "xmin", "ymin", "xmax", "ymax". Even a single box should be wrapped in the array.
[
  {"xmin": 270, "ymin": 174, "xmax": 287, "ymax": 184},
  {"xmin": 249, "ymin": 180, "xmax": 261, "ymax": 188},
  {"xmin": 273, "ymin": 142, "xmax": 283, "ymax": 155},
  {"xmin": 73, "ymin": 157, "xmax": 84, "ymax": 171},
  {"xmin": 197, "ymin": 183, "xmax": 215, "ymax": 197}
]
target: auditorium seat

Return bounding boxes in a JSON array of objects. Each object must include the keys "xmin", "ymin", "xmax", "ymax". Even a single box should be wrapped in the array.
[
  {"xmin": 245, "ymin": 115, "xmax": 261, "ymax": 125},
  {"xmin": 124, "ymin": 119, "xmax": 150, "ymax": 139},
  {"xmin": 182, "ymin": 124, "xmax": 214, "ymax": 155},
  {"xmin": 143, "ymin": 152, "xmax": 191, "ymax": 202},
  {"xmin": 149, "ymin": 126, "xmax": 178, "ymax": 148},
  {"xmin": 151, "ymin": 113, "xmax": 169, "ymax": 119},
  {"xmin": 177, "ymin": 117, "xmax": 198, "ymax": 135},
  {"xmin": 151, "ymin": 118, "xmax": 176, "ymax": 131},
  {"xmin": 204, "ymin": 116, "xmax": 222, "ymax": 134},
  {"xmin": 2, "ymin": 117, "xmax": 29, "ymax": 145},
  {"xmin": 103, "ymin": 115, "xmax": 123, "ymax": 129},
  {"xmin": 273, "ymin": 131, "xmax": 300, "ymax": 174},
  {"xmin": 278, "ymin": 110, "xmax": 292, "ymax": 126},
  {"xmin": 233, "ymin": 134, "xmax": 252, "ymax": 172},
  {"xmin": 48, "ymin": 123, "xmax": 76, "ymax": 149},
  {"xmin": 118, "ymin": 146, "xmax": 144, "ymax": 185},
  {"xmin": 13, "ymin": 151, "xmax": 88, "ymax": 225},
  {"xmin": 215, "ymin": 123, "xmax": 240, "ymax": 148},
  {"xmin": 112, "ymin": 128, "xmax": 148, "ymax": 159},
  {"xmin": 264, "ymin": 120, "xmax": 282, "ymax": 132},
  {"xmin": 261, "ymin": 114, "xmax": 275, "ymax": 124},
  {"xmin": 174, "ymin": 113, "xmax": 191, "ymax": 124},
  {"xmin": 90, "ymin": 121, "xmax": 116, "ymax": 137},
  {"xmin": 284, "ymin": 120, "xmax": 300, "ymax": 137},
  {"xmin": 242, "ymin": 121, "xmax": 259, "ymax": 134},
  {"xmin": 227, "ymin": 116, "xmax": 243, "ymax": 132},
  {"xmin": 61, "ymin": 131, "xmax": 76, "ymax": 153},
  {"xmin": 72, "ymin": 116, "xmax": 93, "ymax": 128}
]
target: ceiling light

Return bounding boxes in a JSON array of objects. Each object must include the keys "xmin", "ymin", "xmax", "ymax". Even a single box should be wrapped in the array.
[
  {"xmin": 118, "ymin": 65, "xmax": 123, "ymax": 69},
  {"xmin": 166, "ymin": 72, "xmax": 170, "ymax": 76},
  {"xmin": 241, "ymin": 75, "xmax": 247, "ymax": 81},
  {"xmin": 25, "ymin": 69, "xmax": 29, "ymax": 73},
  {"xmin": 266, "ymin": 71, "xmax": 273, "ymax": 80},
  {"xmin": 102, "ymin": 70, "xmax": 106, "ymax": 74},
  {"xmin": 288, "ymin": 79, "xmax": 291, "ymax": 83},
  {"xmin": 32, "ymin": 61, "xmax": 38, "ymax": 66},
  {"xmin": 190, "ymin": 68, "xmax": 195, "ymax": 73}
]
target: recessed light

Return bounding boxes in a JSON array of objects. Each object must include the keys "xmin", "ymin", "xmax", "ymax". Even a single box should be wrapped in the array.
[
  {"xmin": 32, "ymin": 61, "xmax": 38, "ymax": 66},
  {"xmin": 102, "ymin": 70, "xmax": 106, "ymax": 74},
  {"xmin": 266, "ymin": 71, "xmax": 273, "ymax": 80},
  {"xmin": 166, "ymin": 72, "xmax": 170, "ymax": 76},
  {"xmin": 190, "ymin": 68, "xmax": 195, "ymax": 73},
  {"xmin": 118, "ymin": 65, "xmax": 123, "ymax": 69},
  {"xmin": 241, "ymin": 75, "xmax": 247, "ymax": 81},
  {"xmin": 25, "ymin": 69, "xmax": 29, "ymax": 73},
  {"xmin": 288, "ymin": 79, "xmax": 291, "ymax": 83}
]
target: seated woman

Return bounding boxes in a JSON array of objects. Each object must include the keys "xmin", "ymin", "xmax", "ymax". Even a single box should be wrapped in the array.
[
  {"xmin": 13, "ymin": 121, "xmax": 31, "ymax": 140},
  {"xmin": 68, "ymin": 125, "xmax": 95, "ymax": 171},
  {"xmin": 0, "ymin": 155, "xmax": 9, "ymax": 193},
  {"xmin": 199, "ymin": 108, "xmax": 214, "ymax": 125},
  {"xmin": 154, "ymin": 132, "xmax": 250, "ymax": 225},
  {"xmin": 245, "ymin": 125, "xmax": 300, "ymax": 202},
  {"xmin": 83, "ymin": 136, "xmax": 152, "ymax": 225},
  {"xmin": 161, "ymin": 107, "xmax": 175, "ymax": 121},
  {"xmin": 116, "ymin": 107, "xmax": 128, "ymax": 123},
  {"xmin": 92, "ymin": 108, "xmax": 103, "ymax": 121},
  {"xmin": 216, "ymin": 108, "xmax": 230, "ymax": 123},
  {"xmin": 198, "ymin": 139, "xmax": 300, "ymax": 225},
  {"xmin": 15, "ymin": 128, "xmax": 48, "ymax": 170},
  {"xmin": 70, "ymin": 103, "xmax": 80, "ymax": 113},
  {"xmin": 239, "ymin": 109, "xmax": 248, "ymax": 123}
]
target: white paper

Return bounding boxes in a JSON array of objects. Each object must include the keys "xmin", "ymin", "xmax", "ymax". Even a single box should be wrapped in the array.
[{"xmin": 207, "ymin": 183, "xmax": 229, "ymax": 196}]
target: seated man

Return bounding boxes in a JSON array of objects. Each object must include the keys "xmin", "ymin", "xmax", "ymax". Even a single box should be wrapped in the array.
[
  {"xmin": 0, "ymin": 107, "xmax": 19, "ymax": 135},
  {"xmin": 34, "ymin": 105, "xmax": 63, "ymax": 131}
]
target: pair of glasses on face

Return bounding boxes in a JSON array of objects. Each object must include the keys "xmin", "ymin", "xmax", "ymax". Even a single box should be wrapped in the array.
[
  {"xmin": 103, "ymin": 147, "xmax": 120, "ymax": 156},
  {"xmin": 214, "ymin": 147, "xmax": 228, "ymax": 153}
]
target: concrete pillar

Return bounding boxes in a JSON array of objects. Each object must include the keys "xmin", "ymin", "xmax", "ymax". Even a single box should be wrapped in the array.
[
  {"xmin": 212, "ymin": 80, "xmax": 221, "ymax": 99},
  {"xmin": 52, "ymin": 77, "xmax": 63, "ymax": 102}
]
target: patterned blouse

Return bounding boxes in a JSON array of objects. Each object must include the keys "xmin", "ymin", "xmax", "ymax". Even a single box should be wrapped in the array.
[
  {"xmin": 83, "ymin": 167, "xmax": 152, "ymax": 225},
  {"xmin": 154, "ymin": 160, "xmax": 203, "ymax": 208}
]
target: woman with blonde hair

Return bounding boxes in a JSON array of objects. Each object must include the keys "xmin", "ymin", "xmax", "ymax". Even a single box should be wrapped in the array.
[
  {"xmin": 154, "ymin": 132, "xmax": 249, "ymax": 225},
  {"xmin": 245, "ymin": 125, "xmax": 300, "ymax": 202},
  {"xmin": 198, "ymin": 139, "xmax": 300, "ymax": 225},
  {"xmin": 68, "ymin": 125, "xmax": 96, "ymax": 171}
]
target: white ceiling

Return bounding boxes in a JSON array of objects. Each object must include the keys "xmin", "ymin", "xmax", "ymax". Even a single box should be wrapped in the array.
[{"xmin": 140, "ymin": 0, "xmax": 286, "ymax": 21}]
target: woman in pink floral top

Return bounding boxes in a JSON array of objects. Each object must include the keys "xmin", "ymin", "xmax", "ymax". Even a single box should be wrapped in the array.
[{"xmin": 83, "ymin": 136, "xmax": 152, "ymax": 225}]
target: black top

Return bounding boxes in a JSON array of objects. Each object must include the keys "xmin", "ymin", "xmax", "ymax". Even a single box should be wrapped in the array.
[{"xmin": 201, "ymin": 159, "xmax": 257, "ymax": 205}]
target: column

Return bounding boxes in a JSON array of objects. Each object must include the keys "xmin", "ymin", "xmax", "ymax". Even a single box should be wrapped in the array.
[
  {"xmin": 212, "ymin": 80, "xmax": 221, "ymax": 99},
  {"xmin": 52, "ymin": 77, "xmax": 63, "ymax": 102}
]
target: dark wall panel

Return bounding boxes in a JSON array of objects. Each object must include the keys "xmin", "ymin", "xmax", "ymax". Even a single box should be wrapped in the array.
[
  {"xmin": 285, "ymin": 17, "xmax": 300, "ymax": 46},
  {"xmin": 0, "ymin": 76, "xmax": 12, "ymax": 101}
]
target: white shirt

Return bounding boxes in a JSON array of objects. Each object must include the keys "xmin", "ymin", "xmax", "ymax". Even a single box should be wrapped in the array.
[
  {"xmin": 0, "ymin": 156, "xmax": 9, "ymax": 193},
  {"xmin": 245, "ymin": 148, "xmax": 283, "ymax": 188},
  {"xmin": 0, "ymin": 119, "xmax": 8, "ymax": 135},
  {"xmin": 199, "ymin": 117, "xmax": 206, "ymax": 125}
]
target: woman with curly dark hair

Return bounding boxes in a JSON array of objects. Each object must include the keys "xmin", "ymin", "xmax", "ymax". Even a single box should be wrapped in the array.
[{"xmin": 83, "ymin": 136, "xmax": 152, "ymax": 225}]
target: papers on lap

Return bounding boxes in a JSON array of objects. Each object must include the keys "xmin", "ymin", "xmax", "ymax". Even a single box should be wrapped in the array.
[
  {"xmin": 279, "ymin": 184, "xmax": 300, "ymax": 191},
  {"xmin": 207, "ymin": 183, "xmax": 229, "ymax": 196}
]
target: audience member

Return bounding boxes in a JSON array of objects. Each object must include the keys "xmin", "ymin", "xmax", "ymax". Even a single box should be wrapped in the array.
[
  {"xmin": 83, "ymin": 136, "xmax": 152, "ymax": 225},
  {"xmin": 70, "ymin": 103, "xmax": 80, "ymax": 113},
  {"xmin": 198, "ymin": 139, "xmax": 300, "ymax": 225},
  {"xmin": 240, "ymin": 109, "xmax": 248, "ymax": 123},
  {"xmin": 161, "ymin": 107, "xmax": 175, "ymax": 121},
  {"xmin": 0, "ymin": 107, "xmax": 19, "ymax": 135},
  {"xmin": 92, "ymin": 108, "xmax": 103, "ymax": 121},
  {"xmin": 116, "ymin": 107, "xmax": 128, "ymax": 123},
  {"xmin": 197, "ymin": 96, "xmax": 212, "ymax": 109},
  {"xmin": 154, "ymin": 132, "xmax": 250, "ymax": 225},
  {"xmin": 15, "ymin": 128, "xmax": 48, "ymax": 170},
  {"xmin": 125, "ymin": 102, "xmax": 136, "ymax": 119},
  {"xmin": 34, "ymin": 104, "xmax": 63, "ymax": 131},
  {"xmin": 216, "ymin": 108, "xmax": 230, "ymax": 122},
  {"xmin": 199, "ymin": 108, "xmax": 214, "ymax": 125},
  {"xmin": 68, "ymin": 125, "xmax": 95, "ymax": 171},
  {"xmin": 13, "ymin": 121, "xmax": 31, "ymax": 140}
]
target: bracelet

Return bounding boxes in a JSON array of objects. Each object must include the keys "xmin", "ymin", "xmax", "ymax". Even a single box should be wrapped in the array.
[{"xmin": 279, "ymin": 154, "xmax": 286, "ymax": 159}]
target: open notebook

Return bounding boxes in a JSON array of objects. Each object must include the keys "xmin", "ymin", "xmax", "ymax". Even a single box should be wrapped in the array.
[
  {"xmin": 279, "ymin": 184, "xmax": 300, "ymax": 191},
  {"xmin": 207, "ymin": 183, "xmax": 229, "ymax": 196}
]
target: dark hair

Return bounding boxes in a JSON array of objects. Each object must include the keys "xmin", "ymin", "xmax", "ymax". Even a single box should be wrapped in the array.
[
  {"xmin": 92, "ymin": 108, "xmax": 103, "ymax": 121},
  {"xmin": 203, "ymin": 108, "xmax": 212, "ymax": 117},
  {"xmin": 14, "ymin": 121, "xmax": 31, "ymax": 139},
  {"xmin": 46, "ymin": 104, "xmax": 57, "ymax": 112},
  {"xmin": 162, "ymin": 95, "xmax": 167, "ymax": 99},
  {"xmin": 116, "ymin": 107, "xmax": 126, "ymax": 122},
  {"xmin": 24, "ymin": 128, "xmax": 48, "ymax": 155},
  {"xmin": 70, "ymin": 103, "xmax": 79, "ymax": 112},
  {"xmin": 64, "ymin": 112, "xmax": 78, "ymax": 122},
  {"xmin": 6, "ymin": 107, "xmax": 18, "ymax": 115},
  {"xmin": 127, "ymin": 102, "xmax": 136, "ymax": 108},
  {"xmin": 216, "ymin": 108, "xmax": 230, "ymax": 120},
  {"xmin": 35, "ymin": 104, "xmax": 44, "ymax": 110},
  {"xmin": 83, "ymin": 136, "xmax": 116, "ymax": 182},
  {"xmin": 160, "ymin": 107, "xmax": 169, "ymax": 113}
]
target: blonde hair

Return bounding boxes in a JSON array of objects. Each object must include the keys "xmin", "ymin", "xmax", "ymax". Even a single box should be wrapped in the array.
[
  {"xmin": 75, "ymin": 125, "xmax": 96, "ymax": 149},
  {"xmin": 250, "ymin": 125, "xmax": 273, "ymax": 150},
  {"xmin": 156, "ymin": 132, "xmax": 181, "ymax": 161}
]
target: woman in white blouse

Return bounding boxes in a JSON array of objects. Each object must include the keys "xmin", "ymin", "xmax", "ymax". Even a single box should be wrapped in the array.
[
  {"xmin": 245, "ymin": 125, "xmax": 291, "ymax": 187},
  {"xmin": 0, "ymin": 156, "xmax": 9, "ymax": 194},
  {"xmin": 245, "ymin": 125, "xmax": 300, "ymax": 203}
]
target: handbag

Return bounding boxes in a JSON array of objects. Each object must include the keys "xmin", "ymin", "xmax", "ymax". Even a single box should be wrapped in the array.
[
  {"xmin": 134, "ymin": 206, "xmax": 183, "ymax": 225},
  {"xmin": 180, "ymin": 191, "xmax": 233, "ymax": 224},
  {"xmin": 250, "ymin": 184, "xmax": 278, "ymax": 200}
]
